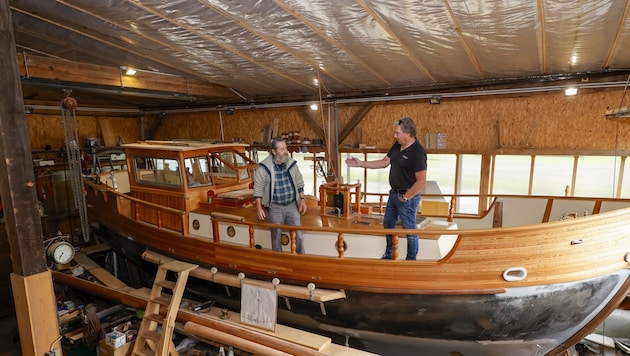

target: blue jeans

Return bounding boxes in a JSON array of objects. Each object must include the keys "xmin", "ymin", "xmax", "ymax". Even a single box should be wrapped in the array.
[{"xmin": 382, "ymin": 190, "xmax": 421, "ymax": 260}]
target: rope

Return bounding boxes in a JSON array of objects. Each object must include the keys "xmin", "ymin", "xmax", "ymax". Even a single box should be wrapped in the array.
[{"xmin": 82, "ymin": 311, "xmax": 104, "ymax": 350}]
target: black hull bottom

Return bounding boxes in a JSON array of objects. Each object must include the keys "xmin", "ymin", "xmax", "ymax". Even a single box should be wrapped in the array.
[{"xmin": 91, "ymin": 222, "xmax": 629, "ymax": 356}]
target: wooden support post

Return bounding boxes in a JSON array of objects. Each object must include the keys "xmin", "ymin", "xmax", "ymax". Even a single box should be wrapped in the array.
[
  {"xmin": 492, "ymin": 201, "xmax": 503, "ymax": 228},
  {"xmin": 0, "ymin": 2, "xmax": 61, "ymax": 355},
  {"xmin": 11, "ymin": 272, "xmax": 61, "ymax": 355}
]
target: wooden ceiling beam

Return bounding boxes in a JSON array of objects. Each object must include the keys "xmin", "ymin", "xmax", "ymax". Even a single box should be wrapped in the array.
[
  {"xmin": 536, "ymin": 0, "xmax": 548, "ymax": 74},
  {"xmin": 300, "ymin": 107, "xmax": 325, "ymax": 140},
  {"xmin": 442, "ymin": 0, "xmax": 486, "ymax": 79},
  {"xmin": 189, "ymin": 0, "xmax": 331, "ymax": 91},
  {"xmin": 273, "ymin": 0, "xmax": 391, "ymax": 87},
  {"xmin": 14, "ymin": 4, "xmax": 243, "ymax": 94},
  {"xmin": 122, "ymin": 0, "xmax": 276, "ymax": 92},
  {"xmin": 357, "ymin": 0, "xmax": 437, "ymax": 83},
  {"xmin": 339, "ymin": 104, "xmax": 374, "ymax": 143},
  {"xmin": 603, "ymin": 1, "xmax": 630, "ymax": 68},
  {"xmin": 17, "ymin": 53, "xmax": 237, "ymax": 99}
]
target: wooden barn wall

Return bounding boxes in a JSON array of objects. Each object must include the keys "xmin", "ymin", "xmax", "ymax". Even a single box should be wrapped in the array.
[
  {"xmin": 152, "ymin": 90, "xmax": 630, "ymax": 153},
  {"xmin": 26, "ymin": 115, "xmax": 139, "ymax": 151},
  {"xmin": 22, "ymin": 90, "xmax": 630, "ymax": 154}
]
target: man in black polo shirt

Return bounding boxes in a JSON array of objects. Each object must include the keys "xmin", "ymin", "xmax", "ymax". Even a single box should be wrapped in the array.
[{"xmin": 346, "ymin": 118, "xmax": 427, "ymax": 260}]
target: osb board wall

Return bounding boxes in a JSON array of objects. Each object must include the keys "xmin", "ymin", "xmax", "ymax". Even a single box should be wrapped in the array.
[
  {"xmin": 24, "ymin": 90, "xmax": 630, "ymax": 153},
  {"xmin": 153, "ymin": 109, "xmax": 323, "ymax": 143},
  {"xmin": 99, "ymin": 117, "xmax": 139, "ymax": 146},
  {"xmin": 153, "ymin": 90, "xmax": 630, "ymax": 152},
  {"xmin": 26, "ymin": 115, "xmax": 138, "ymax": 150},
  {"xmin": 324, "ymin": 91, "xmax": 629, "ymax": 152}
]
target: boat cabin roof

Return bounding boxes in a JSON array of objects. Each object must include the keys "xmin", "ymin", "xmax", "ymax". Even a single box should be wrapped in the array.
[{"xmin": 122, "ymin": 140, "xmax": 250, "ymax": 153}]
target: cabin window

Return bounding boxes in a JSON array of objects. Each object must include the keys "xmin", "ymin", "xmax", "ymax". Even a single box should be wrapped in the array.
[
  {"xmin": 133, "ymin": 156, "xmax": 182, "ymax": 188},
  {"xmin": 184, "ymin": 156, "xmax": 213, "ymax": 187}
]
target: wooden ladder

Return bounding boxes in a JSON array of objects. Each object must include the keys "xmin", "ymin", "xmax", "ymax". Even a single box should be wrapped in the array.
[{"xmin": 132, "ymin": 260, "xmax": 198, "ymax": 356}]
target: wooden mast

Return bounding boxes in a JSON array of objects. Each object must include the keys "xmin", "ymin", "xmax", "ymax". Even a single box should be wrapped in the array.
[{"xmin": 0, "ymin": 2, "xmax": 61, "ymax": 355}]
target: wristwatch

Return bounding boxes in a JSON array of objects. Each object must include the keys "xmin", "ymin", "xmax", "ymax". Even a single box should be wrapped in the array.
[{"xmin": 402, "ymin": 196, "xmax": 408, "ymax": 202}]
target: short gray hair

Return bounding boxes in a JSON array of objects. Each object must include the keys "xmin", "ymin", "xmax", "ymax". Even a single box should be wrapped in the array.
[
  {"xmin": 396, "ymin": 117, "xmax": 417, "ymax": 137},
  {"xmin": 270, "ymin": 137, "xmax": 286, "ymax": 150}
]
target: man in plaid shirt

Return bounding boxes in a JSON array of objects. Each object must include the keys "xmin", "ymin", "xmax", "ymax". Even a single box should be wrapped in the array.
[{"xmin": 254, "ymin": 138, "xmax": 307, "ymax": 253}]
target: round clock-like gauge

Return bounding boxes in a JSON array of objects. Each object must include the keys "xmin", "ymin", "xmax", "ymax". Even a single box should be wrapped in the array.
[{"xmin": 47, "ymin": 241, "xmax": 75, "ymax": 265}]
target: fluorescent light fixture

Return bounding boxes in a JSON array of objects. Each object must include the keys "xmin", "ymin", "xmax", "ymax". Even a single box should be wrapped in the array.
[
  {"xmin": 310, "ymin": 103, "xmax": 318, "ymax": 110},
  {"xmin": 429, "ymin": 96, "xmax": 441, "ymax": 104},
  {"xmin": 564, "ymin": 87, "xmax": 578, "ymax": 96}
]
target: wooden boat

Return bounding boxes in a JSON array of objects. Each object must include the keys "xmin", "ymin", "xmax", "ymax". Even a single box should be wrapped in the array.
[{"xmin": 84, "ymin": 140, "xmax": 630, "ymax": 356}]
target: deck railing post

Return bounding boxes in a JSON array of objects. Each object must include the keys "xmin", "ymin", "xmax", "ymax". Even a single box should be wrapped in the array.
[
  {"xmin": 290, "ymin": 230, "xmax": 297, "ymax": 254},
  {"xmin": 212, "ymin": 219, "xmax": 220, "ymax": 243},
  {"xmin": 249, "ymin": 225, "xmax": 255, "ymax": 248},
  {"xmin": 337, "ymin": 233, "xmax": 345, "ymax": 258},
  {"xmin": 392, "ymin": 234, "xmax": 399, "ymax": 260},
  {"xmin": 134, "ymin": 201, "xmax": 140, "ymax": 221}
]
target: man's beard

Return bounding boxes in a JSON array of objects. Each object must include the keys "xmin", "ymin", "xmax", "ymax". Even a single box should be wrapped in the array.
[{"xmin": 275, "ymin": 153, "xmax": 289, "ymax": 164}]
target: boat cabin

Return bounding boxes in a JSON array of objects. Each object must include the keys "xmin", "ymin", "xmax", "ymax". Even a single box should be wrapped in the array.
[{"xmin": 100, "ymin": 140, "xmax": 258, "ymax": 234}]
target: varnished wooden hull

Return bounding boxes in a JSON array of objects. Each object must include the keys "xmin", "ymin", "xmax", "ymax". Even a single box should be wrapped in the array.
[{"xmin": 86, "ymin": 186, "xmax": 630, "ymax": 356}]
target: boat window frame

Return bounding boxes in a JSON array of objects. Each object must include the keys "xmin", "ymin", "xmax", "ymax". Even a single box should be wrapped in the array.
[
  {"xmin": 208, "ymin": 150, "xmax": 258, "ymax": 186},
  {"xmin": 133, "ymin": 156, "xmax": 183, "ymax": 189},
  {"xmin": 184, "ymin": 155, "xmax": 213, "ymax": 187}
]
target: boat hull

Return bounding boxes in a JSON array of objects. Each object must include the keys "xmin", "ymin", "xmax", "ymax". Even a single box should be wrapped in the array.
[{"xmin": 90, "ymin": 219, "xmax": 630, "ymax": 356}]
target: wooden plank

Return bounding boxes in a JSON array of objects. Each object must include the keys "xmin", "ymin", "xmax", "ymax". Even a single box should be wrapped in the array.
[
  {"xmin": 190, "ymin": 308, "xmax": 333, "ymax": 353},
  {"xmin": 98, "ymin": 118, "xmax": 119, "ymax": 147},
  {"xmin": 338, "ymin": 104, "xmax": 374, "ymax": 143},
  {"xmin": 79, "ymin": 243, "xmax": 112, "ymax": 255},
  {"xmin": 73, "ymin": 253, "xmax": 127, "ymax": 289},
  {"xmin": 142, "ymin": 250, "xmax": 346, "ymax": 302},
  {"xmin": 64, "ymin": 328, "xmax": 84, "ymax": 345},
  {"xmin": 53, "ymin": 271, "xmax": 376, "ymax": 356},
  {"xmin": 16, "ymin": 53, "xmax": 237, "ymax": 99}
]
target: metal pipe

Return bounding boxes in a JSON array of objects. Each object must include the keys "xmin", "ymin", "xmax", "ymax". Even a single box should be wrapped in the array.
[{"xmin": 144, "ymin": 80, "xmax": 630, "ymax": 115}]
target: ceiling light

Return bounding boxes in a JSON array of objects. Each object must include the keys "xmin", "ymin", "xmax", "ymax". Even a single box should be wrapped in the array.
[
  {"xmin": 564, "ymin": 87, "xmax": 578, "ymax": 96},
  {"xmin": 429, "ymin": 96, "xmax": 441, "ymax": 104},
  {"xmin": 313, "ymin": 78, "xmax": 319, "ymax": 87},
  {"xmin": 120, "ymin": 66, "xmax": 137, "ymax": 76},
  {"xmin": 310, "ymin": 103, "xmax": 318, "ymax": 110}
]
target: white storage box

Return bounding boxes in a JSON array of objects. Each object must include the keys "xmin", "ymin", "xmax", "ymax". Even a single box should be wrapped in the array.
[{"xmin": 105, "ymin": 331, "xmax": 126, "ymax": 348}]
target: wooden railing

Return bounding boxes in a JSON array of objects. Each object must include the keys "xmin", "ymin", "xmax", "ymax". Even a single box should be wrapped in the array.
[
  {"xmin": 210, "ymin": 217, "xmax": 454, "ymax": 260},
  {"xmin": 363, "ymin": 192, "xmax": 630, "ymax": 219},
  {"xmin": 87, "ymin": 181, "xmax": 188, "ymax": 234}
]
